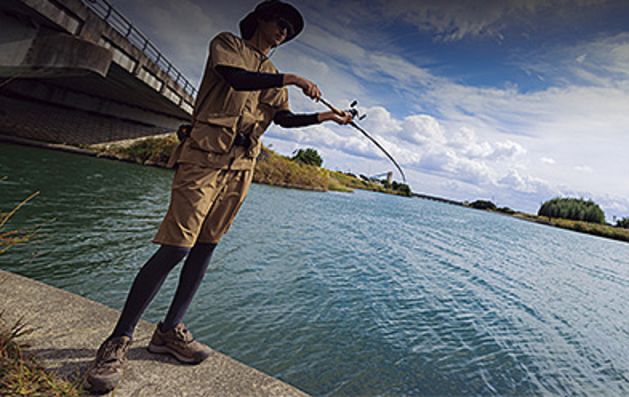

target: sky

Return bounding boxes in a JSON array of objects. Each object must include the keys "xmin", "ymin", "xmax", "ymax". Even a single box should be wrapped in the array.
[{"xmin": 108, "ymin": 0, "xmax": 629, "ymax": 220}]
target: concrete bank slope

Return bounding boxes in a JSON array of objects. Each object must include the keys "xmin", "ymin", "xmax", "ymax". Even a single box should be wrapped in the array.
[{"xmin": 0, "ymin": 270, "xmax": 309, "ymax": 397}]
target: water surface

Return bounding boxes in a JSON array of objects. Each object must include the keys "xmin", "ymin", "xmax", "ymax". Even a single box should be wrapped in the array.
[{"xmin": 1, "ymin": 143, "xmax": 628, "ymax": 396}]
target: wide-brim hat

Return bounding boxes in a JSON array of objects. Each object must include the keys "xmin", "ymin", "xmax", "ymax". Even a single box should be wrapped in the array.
[{"xmin": 239, "ymin": 1, "xmax": 304, "ymax": 44}]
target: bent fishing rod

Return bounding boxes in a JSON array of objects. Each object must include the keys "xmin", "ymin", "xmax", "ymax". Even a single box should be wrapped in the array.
[{"xmin": 318, "ymin": 98, "xmax": 407, "ymax": 183}]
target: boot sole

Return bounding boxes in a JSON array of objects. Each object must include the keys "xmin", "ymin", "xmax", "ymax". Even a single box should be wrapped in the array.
[
  {"xmin": 147, "ymin": 343, "xmax": 208, "ymax": 364},
  {"xmin": 87, "ymin": 376, "xmax": 119, "ymax": 394}
]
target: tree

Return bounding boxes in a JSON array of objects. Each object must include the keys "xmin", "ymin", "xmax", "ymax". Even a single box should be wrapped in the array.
[
  {"xmin": 391, "ymin": 181, "xmax": 412, "ymax": 197},
  {"xmin": 616, "ymin": 217, "xmax": 629, "ymax": 229},
  {"xmin": 291, "ymin": 148, "xmax": 323, "ymax": 167},
  {"xmin": 470, "ymin": 200, "xmax": 497, "ymax": 211},
  {"xmin": 538, "ymin": 197, "xmax": 605, "ymax": 224}
]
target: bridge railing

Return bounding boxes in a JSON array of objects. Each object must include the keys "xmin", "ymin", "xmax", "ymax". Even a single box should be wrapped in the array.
[{"xmin": 83, "ymin": 0, "xmax": 197, "ymax": 98}]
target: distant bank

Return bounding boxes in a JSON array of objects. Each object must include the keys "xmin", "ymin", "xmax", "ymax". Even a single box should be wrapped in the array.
[{"xmin": 2, "ymin": 133, "xmax": 627, "ymax": 244}]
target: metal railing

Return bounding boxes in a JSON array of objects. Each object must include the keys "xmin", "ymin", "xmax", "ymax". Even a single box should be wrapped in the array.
[{"xmin": 83, "ymin": 0, "xmax": 197, "ymax": 97}]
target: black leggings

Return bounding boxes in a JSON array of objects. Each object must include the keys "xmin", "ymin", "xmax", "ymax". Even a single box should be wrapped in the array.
[{"xmin": 110, "ymin": 243, "xmax": 216, "ymax": 339}]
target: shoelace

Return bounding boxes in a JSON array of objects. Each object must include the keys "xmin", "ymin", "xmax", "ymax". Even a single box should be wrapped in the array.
[
  {"xmin": 174, "ymin": 325, "xmax": 194, "ymax": 343},
  {"xmin": 98, "ymin": 339, "xmax": 130, "ymax": 366}
]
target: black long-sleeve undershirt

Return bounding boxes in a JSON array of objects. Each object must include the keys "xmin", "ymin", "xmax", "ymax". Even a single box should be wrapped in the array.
[
  {"xmin": 274, "ymin": 110, "xmax": 319, "ymax": 128},
  {"xmin": 216, "ymin": 65, "xmax": 284, "ymax": 91},
  {"xmin": 215, "ymin": 65, "xmax": 319, "ymax": 128}
]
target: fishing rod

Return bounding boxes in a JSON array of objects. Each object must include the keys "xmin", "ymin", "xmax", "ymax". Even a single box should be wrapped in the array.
[{"xmin": 318, "ymin": 98, "xmax": 407, "ymax": 183}]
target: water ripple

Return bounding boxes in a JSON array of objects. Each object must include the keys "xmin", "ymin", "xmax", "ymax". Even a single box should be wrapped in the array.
[{"xmin": 2, "ymin": 144, "xmax": 629, "ymax": 396}]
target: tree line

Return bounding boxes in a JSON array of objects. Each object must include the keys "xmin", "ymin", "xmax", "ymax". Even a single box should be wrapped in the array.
[
  {"xmin": 291, "ymin": 148, "xmax": 627, "ymax": 225},
  {"xmin": 538, "ymin": 197, "xmax": 605, "ymax": 224}
]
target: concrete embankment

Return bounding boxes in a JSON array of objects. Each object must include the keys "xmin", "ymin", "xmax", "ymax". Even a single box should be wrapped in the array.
[{"xmin": 0, "ymin": 270, "xmax": 309, "ymax": 396}]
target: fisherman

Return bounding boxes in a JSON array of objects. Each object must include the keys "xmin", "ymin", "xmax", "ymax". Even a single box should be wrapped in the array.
[{"xmin": 86, "ymin": 0, "xmax": 352, "ymax": 392}]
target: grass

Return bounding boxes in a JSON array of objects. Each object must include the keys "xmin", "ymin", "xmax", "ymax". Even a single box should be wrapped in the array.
[
  {"xmin": 325, "ymin": 175, "xmax": 353, "ymax": 193},
  {"xmin": 1, "ymin": 191, "xmax": 55, "ymax": 255},
  {"xmin": 253, "ymin": 147, "xmax": 329, "ymax": 191},
  {"xmin": 100, "ymin": 135, "xmax": 179, "ymax": 167},
  {"xmin": 328, "ymin": 171, "xmax": 395, "ymax": 194},
  {"xmin": 1, "ymin": 192, "xmax": 40, "ymax": 254},
  {"xmin": 0, "ymin": 313, "xmax": 84, "ymax": 396},
  {"xmin": 1, "ymin": 177, "xmax": 82, "ymax": 395},
  {"xmin": 513, "ymin": 213, "xmax": 629, "ymax": 243}
]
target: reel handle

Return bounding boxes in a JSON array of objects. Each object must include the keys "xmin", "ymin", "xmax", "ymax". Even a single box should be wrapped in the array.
[
  {"xmin": 319, "ymin": 98, "xmax": 367, "ymax": 121},
  {"xmin": 349, "ymin": 100, "xmax": 366, "ymax": 121}
]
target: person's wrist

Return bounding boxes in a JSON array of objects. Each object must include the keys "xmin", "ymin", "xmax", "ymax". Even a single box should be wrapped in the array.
[
  {"xmin": 319, "ymin": 111, "xmax": 334, "ymax": 123},
  {"xmin": 318, "ymin": 112, "xmax": 330, "ymax": 123},
  {"xmin": 283, "ymin": 73, "xmax": 298, "ymax": 87}
]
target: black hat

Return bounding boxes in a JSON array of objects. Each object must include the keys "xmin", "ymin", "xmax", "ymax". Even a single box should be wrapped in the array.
[{"xmin": 239, "ymin": 1, "xmax": 304, "ymax": 44}]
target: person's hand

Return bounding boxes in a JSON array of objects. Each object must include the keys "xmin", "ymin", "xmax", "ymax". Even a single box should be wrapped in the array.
[
  {"xmin": 297, "ymin": 76, "xmax": 321, "ymax": 100},
  {"xmin": 332, "ymin": 110, "xmax": 353, "ymax": 125},
  {"xmin": 285, "ymin": 74, "xmax": 321, "ymax": 100},
  {"xmin": 317, "ymin": 110, "xmax": 353, "ymax": 125}
]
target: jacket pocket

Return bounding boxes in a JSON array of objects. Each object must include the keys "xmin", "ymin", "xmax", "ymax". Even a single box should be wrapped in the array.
[{"xmin": 190, "ymin": 115, "xmax": 239, "ymax": 154}]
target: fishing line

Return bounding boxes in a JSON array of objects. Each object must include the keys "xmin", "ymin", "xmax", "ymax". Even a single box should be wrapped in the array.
[{"xmin": 318, "ymin": 97, "xmax": 407, "ymax": 183}]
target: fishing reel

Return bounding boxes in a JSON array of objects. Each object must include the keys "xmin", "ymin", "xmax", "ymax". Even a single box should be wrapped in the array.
[{"xmin": 347, "ymin": 100, "xmax": 367, "ymax": 121}]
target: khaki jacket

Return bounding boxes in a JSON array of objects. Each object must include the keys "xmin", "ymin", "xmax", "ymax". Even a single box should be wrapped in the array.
[{"xmin": 169, "ymin": 32, "xmax": 290, "ymax": 170}]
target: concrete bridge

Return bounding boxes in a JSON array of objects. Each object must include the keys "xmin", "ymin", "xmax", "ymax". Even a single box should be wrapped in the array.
[{"xmin": 0, "ymin": 0, "xmax": 196, "ymax": 146}]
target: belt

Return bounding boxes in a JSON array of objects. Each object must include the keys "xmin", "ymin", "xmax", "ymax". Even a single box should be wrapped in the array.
[{"xmin": 178, "ymin": 124, "xmax": 251, "ymax": 149}]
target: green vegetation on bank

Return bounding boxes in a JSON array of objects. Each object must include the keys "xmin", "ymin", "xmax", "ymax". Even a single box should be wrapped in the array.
[
  {"xmin": 91, "ymin": 135, "xmax": 412, "ymax": 197},
  {"xmin": 468, "ymin": 197, "xmax": 629, "ymax": 244},
  {"xmin": 327, "ymin": 171, "xmax": 411, "ymax": 197},
  {"xmin": 97, "ymin": 134, "xmax": 179, "ymax": 166},
  {"xmin": 87, "ymin": 135, "xmax": 627, "ymax": 242},
  {"xmin": 617, "ymin": 217, "xmax": 629, "ymax": 228},
  {"xmin": 291, "ymin": 148, "xmax": 323, "ymax": 167},
  {"xmin": 515, "ymin": 213, "xmax": 629, "ymax": 243},
  {"xmin": 538, "ymin": 197, "xmax": 605, "ymax": 224},
  {"xmin": 469, "ymin": 200, "xmax": 516, "ymax": 215},
  {"xmin": 254, "ymin": 146, "xmax": 329, "ymax": 191}
]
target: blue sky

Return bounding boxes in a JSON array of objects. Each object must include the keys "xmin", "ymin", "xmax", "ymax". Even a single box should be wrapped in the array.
[{"xmin": 109, "ymin": 0, "xmax": 629, "ymax": 220}]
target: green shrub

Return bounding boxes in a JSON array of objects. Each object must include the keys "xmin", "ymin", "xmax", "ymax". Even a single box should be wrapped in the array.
[
  {"xmin": 291, "ymin": 148, "xmax": 323, "ymax": 167},
  {"xmin": 254, "ymin": 147, "xmax": 328, "ymax": 190},
  {"xmin": 538, "ymin": 197, "xmax": 605, "ymax": 224},
  {"xmin": 616, "ymin": 217, "xmax": 629, "ymax": 229},
  {"xmin": 470, "ymin": 200, "xmax": 497, "ymax": 211}
]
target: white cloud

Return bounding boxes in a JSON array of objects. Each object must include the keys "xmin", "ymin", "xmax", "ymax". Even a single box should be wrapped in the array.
[
  {"xmin": 266, "ymin": 29, "xmax": 629, "ymax": 214},
  {"xmin": 490, "ymin": 140, "xmax": 526, "ymax": 160},
  {"xmin": 267, "ymin": 102, "xmax": 534, "ymax": 198},
  {"xmin": 541, "ymin": 157, "xmax": 556, "ymax": 164},
  {"xmin": 112, "ymin": 0, "xmax": 629, "ymax": 217},
  {"xmin": 498, "ymin": 169, "xmax": 553, "ymax": 194},
  {"xmin": 399, "ymin": 115, "xmax": 445, "ymax": 146},
  {"xmin": 268, "ymin": 7, "xmax": 629, "ymax": 216},
  {"xmin": 574, "ymin": 165, "xmax": 594, "ymax": 174}
]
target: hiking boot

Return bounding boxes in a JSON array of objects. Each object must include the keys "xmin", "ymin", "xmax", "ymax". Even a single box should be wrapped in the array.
[
  {"xmin": 148, "ymin": 322, "xmax": 211, "ymax": 364},
  {"xmin": 86, "ymin": 336, "xmax": 132, "ymax": 393}
]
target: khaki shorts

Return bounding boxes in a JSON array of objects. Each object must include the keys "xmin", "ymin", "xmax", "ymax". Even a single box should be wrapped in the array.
[{"xmin": 153, "ymin": 163, "xmax": 253, "ymax": 247}]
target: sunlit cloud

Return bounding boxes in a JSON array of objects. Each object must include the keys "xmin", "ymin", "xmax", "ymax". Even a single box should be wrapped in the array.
[
  {"xmin": 541, "ymin": 157, "xmax": 556, "ymax": 164},
  {"xmin": 109, "ymin": 0, "xmax": 629, "ymax": 218}
]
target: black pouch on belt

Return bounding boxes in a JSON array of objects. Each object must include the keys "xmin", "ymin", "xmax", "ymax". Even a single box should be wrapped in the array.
[
  {"xmin": 233, "ymin": 132, "xmax": 252, "ymax": 149},
  {"xmin": 177, "ymin": 124, "xmax": 192, "ymax": 142}
]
